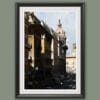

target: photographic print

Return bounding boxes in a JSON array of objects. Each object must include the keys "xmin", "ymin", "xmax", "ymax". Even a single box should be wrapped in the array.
[{"xmin": 16, "ymin": 3, "xmax": 85, "ymax": 98}]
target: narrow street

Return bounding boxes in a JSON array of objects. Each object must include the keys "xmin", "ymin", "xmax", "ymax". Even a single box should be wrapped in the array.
[{"xmin": 25, "ymin": 66, "xmax": 76, "ymax": 89}]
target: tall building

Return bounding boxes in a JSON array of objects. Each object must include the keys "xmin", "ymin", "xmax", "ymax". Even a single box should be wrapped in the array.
[
  {"xmin": 52, "ymin": 20, "xmax": 68, "ymax": 75},
  {"xmin": 25, "ymin": 12, "xmax": 55, "ymax": 88}
]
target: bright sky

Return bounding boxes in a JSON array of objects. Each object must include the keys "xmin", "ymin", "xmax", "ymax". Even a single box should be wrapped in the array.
[{"xmin": 34, "ymin": 10, "xmax": 76, "ymax": 54}]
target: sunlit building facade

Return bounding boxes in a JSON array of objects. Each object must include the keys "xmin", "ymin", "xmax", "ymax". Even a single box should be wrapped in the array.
[{"xmin": 66, "ymin": 43, "xmax": 76, "ymax": 73}]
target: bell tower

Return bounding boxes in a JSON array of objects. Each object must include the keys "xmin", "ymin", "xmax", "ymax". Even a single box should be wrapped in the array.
[{"xmin": 53, "ymin": 19, "xmax": 68, "ymax": 75}]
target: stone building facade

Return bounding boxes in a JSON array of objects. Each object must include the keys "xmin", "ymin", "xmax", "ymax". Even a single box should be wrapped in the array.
[{"xmin": 24, "ymin": 12, "xmax": 68, "ymax": 88}]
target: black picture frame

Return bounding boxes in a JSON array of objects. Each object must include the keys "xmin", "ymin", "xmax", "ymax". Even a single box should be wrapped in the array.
[{"xmin": 15, "ymin": 2, "xmax": 85, "ymax": 98}]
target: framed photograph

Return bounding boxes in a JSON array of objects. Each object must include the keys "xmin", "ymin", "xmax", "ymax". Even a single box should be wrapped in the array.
[{"xmin": 15, "ymin": 2, "xmax": 85, "ymax": 98}]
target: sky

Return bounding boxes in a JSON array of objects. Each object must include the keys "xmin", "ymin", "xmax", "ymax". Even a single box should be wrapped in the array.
[{"xmin": 34, "ymin": 11, "xmax": 76, "ymax": 54}]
